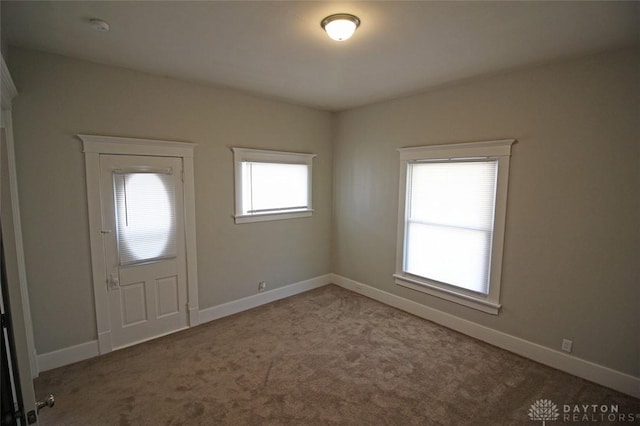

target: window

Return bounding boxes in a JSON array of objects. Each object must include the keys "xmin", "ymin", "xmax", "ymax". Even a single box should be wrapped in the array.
[
  {"xmin": 232, "ymin": 148, "xmax": 316, "ymax": 224},
  {"xmin": 114, "ymin": 171, "xmax": 177, "ymax": 265},
  {"xmin": 394, "ymin": 139, "xmax": 515, "ymax": 314}
]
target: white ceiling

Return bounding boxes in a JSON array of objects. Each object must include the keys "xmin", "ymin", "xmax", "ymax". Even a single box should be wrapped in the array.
[{"xmin": 2, "ymin": 1, "xmax": 639, "ymax": 111}]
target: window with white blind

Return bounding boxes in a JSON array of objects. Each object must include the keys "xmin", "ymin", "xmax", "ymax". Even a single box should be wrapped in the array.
[
  {"xmin": 394, "ymin": 140, "xmax": 515, "ymax": 314},
  {"xmin": 232, "ymin": 148, "xmax": 316, "ymax": 224},
  {"xmin": 114, "ymin": 171, "xmax": 178, "ymax": 265}
]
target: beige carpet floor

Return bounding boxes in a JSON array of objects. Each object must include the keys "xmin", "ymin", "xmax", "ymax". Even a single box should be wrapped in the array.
[{"xmin": 35, "ymin": 285, "xmax": 639, "ymax": 425}]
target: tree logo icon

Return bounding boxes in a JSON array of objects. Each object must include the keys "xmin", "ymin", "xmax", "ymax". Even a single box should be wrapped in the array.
[{"xmin": 528, "ymin": 399, "xmax": 560, "ymax": 425}]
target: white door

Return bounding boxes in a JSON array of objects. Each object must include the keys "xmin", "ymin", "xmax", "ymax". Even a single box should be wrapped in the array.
[{"xmin": 100, "ymin": 155, "xmax": 188, "ymax": 349}]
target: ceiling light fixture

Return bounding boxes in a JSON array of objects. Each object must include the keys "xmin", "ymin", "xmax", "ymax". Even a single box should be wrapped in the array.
[
  {"xmin": 90, "ymin": 18, "xmax": 110, "ymax": 32},
  {"xmin": 321, "ymin": 14, "xmax": 360, "ymax": 42}
]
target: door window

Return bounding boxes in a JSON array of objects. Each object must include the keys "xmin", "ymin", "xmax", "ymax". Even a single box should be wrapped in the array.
[{"xmin": 113, "ymin": 172, "xmax": 177, "ymax": 265}]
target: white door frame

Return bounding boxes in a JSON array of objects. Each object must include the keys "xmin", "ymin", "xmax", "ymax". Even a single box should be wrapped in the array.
[
  {"xmin": 80, "ymin": 134, "xmax": 199, "ymax": 354},
  {"xmin": 2, "ymin": 55, "xmax": 38, "ymax": 378},
  {"xmin": 2, "ymin": 54, "xmax": 40, "ymax": 423}
]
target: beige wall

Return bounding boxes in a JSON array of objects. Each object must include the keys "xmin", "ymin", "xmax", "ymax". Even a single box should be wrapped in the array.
[
  {"xmin": 8, "ymin": 46, "xmax": 639, "ymax": 378},
  {"xmin": 332, "ymin": 48, "xmax": 639, "ymax": 376},
  {"xmin": 9, "ymin": 48, "xmax": 333, "ymax": 354}
]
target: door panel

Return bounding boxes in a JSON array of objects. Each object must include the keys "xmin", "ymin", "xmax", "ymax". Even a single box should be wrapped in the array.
[
  {"xmin": 100, "ymin": 155, "xmax": 187, "ymax": 349},
  {"xmin": 156, "ymin": 276, "xmax": 179, "ymax": 318},
  {"xmin": 120, "ymin": 282, "xmax": 147, "ymax": 326}
]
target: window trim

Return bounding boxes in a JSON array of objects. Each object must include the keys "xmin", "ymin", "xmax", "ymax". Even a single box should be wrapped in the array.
[
  {"xmin": 231, "ymin": 147, "xmax": 316, "ymax": 224},
  {"xmin": 394, "ymin": 139, "xmax": 515, "ymax": 315}
]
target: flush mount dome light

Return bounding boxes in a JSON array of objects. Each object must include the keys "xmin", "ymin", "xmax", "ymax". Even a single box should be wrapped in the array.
[
  {"xmin": 89, "ymin": 18, "xmax": 110, "ymax": 32},
  {"xmin": 321, "ymin": 13, "xmax": 360, "ymax": 41}
]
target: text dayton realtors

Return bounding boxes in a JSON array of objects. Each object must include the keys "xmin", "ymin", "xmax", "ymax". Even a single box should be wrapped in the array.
[{"xmin": 562, "ymin": 404, "xmax": 638, "ymax": 423}]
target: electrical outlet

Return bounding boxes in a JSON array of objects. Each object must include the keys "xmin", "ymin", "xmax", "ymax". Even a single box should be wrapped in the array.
[
  {"xmin": 561, "ymin": 339, "xmax": 573, "ymax": 353},
  {"xmin": 258, "ymin": 281, "xmax": 266, "ymax": 292}
]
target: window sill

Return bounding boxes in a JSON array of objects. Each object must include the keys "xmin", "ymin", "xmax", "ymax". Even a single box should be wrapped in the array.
[
  {"xmin": 393, "ymin": 273, "xmax": 501, "ymax": 315},
  {"xmin": 234, "ymin": 210, "xmax": 313, "ymax": 224}
]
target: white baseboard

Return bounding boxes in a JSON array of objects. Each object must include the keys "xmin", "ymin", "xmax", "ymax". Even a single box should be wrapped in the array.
[
  {"xmin": 330, "ymin": 273, "xmax": 640, "ymax": 399},
  {"xmin": 198, "ymin": 274, "xmax": 332, "ymax": 324},
  {"xmin": 37, "ymin": 340, "xmax": 99, "ymax": 373}
]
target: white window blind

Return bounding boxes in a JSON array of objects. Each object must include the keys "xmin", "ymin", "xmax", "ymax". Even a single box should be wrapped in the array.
[
  {"xmin": 114, "ymin": 172, "xmax": 177, "ymax": 266},
  {"xmin": 232, "ymin": 148, "xmax": 316, "ymax": 224},
  {"xmin": 241, "ymin": 162, "xmax": 309, "ymax": 215},
  {"xmin": 404, "ymin": 160, "xmax": 498, "ymax": 294}
]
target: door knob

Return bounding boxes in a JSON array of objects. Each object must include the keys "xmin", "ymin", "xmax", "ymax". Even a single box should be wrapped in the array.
[
  {"xmin": 109, "ymin": 273, "xmax": 120, "ymax": 289},
  {"xmin": 36, "ymin": 394, "xmax": 55, "ymax": 413}
]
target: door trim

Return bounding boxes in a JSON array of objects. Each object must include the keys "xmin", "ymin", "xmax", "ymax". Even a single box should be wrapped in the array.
[
  {"xmin": 2, "ymin": 55, "xmax": 39, "ymax": 380},
  {"xmin": 80, "ymin": 134, "xmax": 199, "ymax": 355}
]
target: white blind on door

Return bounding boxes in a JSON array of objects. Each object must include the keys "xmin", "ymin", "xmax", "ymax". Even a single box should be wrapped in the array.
[
  {"xmin": 404, "ymin": 160, "xmax": 498, "ymax": 294},
  {"xmin": 114, "ymin": 172, "xmax": 177, "ymax": 266}
]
